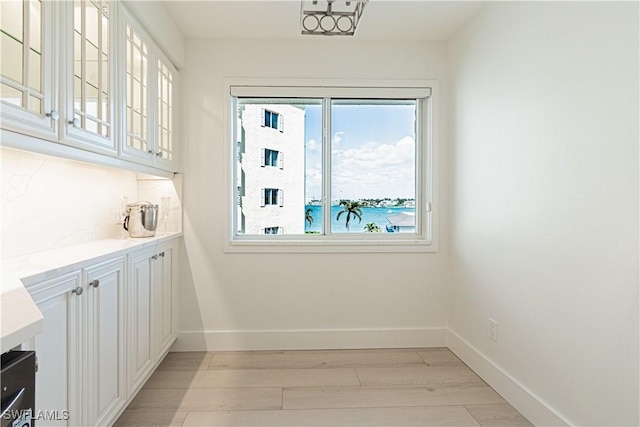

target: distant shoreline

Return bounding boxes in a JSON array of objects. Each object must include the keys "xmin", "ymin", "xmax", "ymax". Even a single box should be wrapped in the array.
[{"xmin": 304, "ymin": 205, "xmax": 415, "ymax": 233}]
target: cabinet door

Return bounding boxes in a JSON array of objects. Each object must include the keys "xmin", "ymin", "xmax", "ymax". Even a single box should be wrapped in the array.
[
  {"xmin": 153, "ymin": 243, "xmax": 175, "ymax": 358},
  {"xmin": 0, "ymin": 0, "xmax": 59, "ymax": 140},
  {"xmin": 119, "ymin": 7, "xmax": 178, "ymax": 172},
  {"xmin": 127, "ymin": 248, "xmax": 154, "ymax": 395},
  {"xmin": 152, "ymin": 54, "xmax": 178, "ymax": 171},
  {"xmin": 120, "ymin": 11, "xmax": 153, "ymax": 166},
  {"xmin": 85, "ymin": 257, "xmax": 126, "ymax": 427},
  {"xmin": 62, "ymin": 0, "xmax": 117, "ymax": 154},
  {"xmin": 22, "ymin": 271, "xmax": 83, "ymax": 427}
]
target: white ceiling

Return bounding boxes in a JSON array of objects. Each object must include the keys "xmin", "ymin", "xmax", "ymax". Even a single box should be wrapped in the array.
[{"xmin": 162, "ymin": 1, "xmax": 485, "ymax": 40}]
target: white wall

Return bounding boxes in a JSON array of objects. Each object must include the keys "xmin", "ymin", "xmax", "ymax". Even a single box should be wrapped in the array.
[
  {"xmin": 177, "ymin": 38, "xmax": 451, "ymax": 350},
  {"xmin": 122, "ymin": 0, "xmax": 186, "ymax": 68},
  {"xmin": 449, "ymin": 2, "xmax": 639, "ymax": 426}
]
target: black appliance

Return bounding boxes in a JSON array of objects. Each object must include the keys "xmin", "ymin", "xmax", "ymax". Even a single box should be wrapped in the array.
[{"xmin": 1, "ymin": 351, "xmax": 36, "ymax": 427}]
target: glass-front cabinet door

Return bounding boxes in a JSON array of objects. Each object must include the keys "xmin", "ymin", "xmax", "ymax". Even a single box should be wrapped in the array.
[
  {"xmin": 0, "ymin": 0, "xmax": 58, "ymax": 139},
  {"xmin": 154, "ymin": 54, "xmax": 176, "ymax": 170},
  {"xmin": 120, "ymin": 9, "xmax": 177, "ymax": 170},
  {"xmin": 63, "ymin": 0, "xmax": 116, "ymax": 154},
  {"xmin": 123, "ymin": 21, "xmax": 151, "ymax": 163}
]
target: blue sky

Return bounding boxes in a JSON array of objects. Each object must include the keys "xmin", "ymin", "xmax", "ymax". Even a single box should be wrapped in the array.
[{"xmin": 305, "ymin": 102, "xmax": 416, "ymax": 200}]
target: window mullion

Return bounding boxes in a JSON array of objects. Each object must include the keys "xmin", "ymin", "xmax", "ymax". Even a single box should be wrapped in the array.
[
  {"xmin": 231, "ymin": 96, "xmax": 240, "ymax": 236},
  {"xmin": 322, "ymin": 97, "xmax": 332, "ymax": 236},
  {"xmin": 415, "ymin": 98, "xmax": 423, "ymax": 236}
]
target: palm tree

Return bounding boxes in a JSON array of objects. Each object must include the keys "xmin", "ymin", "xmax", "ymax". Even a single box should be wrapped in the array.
[
  {"xmin": 336, "ymin": 200, "xmax": 363, "ymax": 232},
  {"xmin": 305, "ymin": 208, "xmax": 314, "ymax": 226},
  {"xmin": 364, "ymin": 222, "xmax": 381, "ymax": 233}
]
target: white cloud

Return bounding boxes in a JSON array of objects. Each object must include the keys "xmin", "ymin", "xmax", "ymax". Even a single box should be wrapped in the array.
[
  {"xmin": 304, "ymin": 136, "xmax": 416, "ymax": 199},
  {"xmin": 305, "ymin": 166, "xmax": 322, "ymax": 199},
  {"xmin": 331, "ymin": 136, "xmax": 415, "ymax": 199},
  {"xmin": 333, "ymin": 132, "xmax": 344, "ymax": 146}
]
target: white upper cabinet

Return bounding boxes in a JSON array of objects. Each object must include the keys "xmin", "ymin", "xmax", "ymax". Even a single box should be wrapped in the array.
[
  {"xmin": 120, "ymin": 8, "xmax": 177, "ymax": 171},
  {"xmin": 154, "ymin": 53, "xmax": 177, "ymax": 170},
  {"xmin": 0, "ymin": 0, "xmax": 179, "ymax": 173},
  {"xmin": 62, "ymin": 0, "xmax": 117, "ymax": 154},
  {"xmin": 0, "ymin": 0, "xmax": 58, "ymax": 139}
]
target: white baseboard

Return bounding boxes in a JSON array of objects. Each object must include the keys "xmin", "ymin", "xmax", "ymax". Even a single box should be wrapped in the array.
[
  {"xmin": 447, "ymin": 329, "xmax": 571, "ymax": 427},
  {"xmin": 172, "ymin": 327, "xmax": 447, "ymax": 351}
]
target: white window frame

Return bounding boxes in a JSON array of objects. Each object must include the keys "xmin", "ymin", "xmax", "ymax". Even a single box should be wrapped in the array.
[
  {"xmin": 261, "ymin": 148, "xmax": 282, "ymax": 168},
  {"xmin": 224, "ymin": 78, "xmax": 439, "ymax": 253}
]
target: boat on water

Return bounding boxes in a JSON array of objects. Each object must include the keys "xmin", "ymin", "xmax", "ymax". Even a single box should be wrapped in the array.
[{"xmin": 385, "ymin": 211, "xmax": 415, "ymax": 233}]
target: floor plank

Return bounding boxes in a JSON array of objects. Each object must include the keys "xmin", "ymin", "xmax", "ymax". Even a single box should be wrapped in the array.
[
  {"xmin": 355, "ymin": 365, "xmax": 484, "ymax": 386},
  {"xmin": 113, "ymin": 411, "xmax": 187, "ymax": 427},
  {"xmin": 125, "ymin": 387, "xmax": 283, "ymax": 411},
  {"xmin": 156, "ymin": 351, "xmax": 214, "ymax": 371},
  {"xmin": 465, "ymin": 403, "xmax": 534, "ymax": 426},
  {"xmin": 283, "ymin": 383, "xmax": 506, "ymax": 410},
  {"xmin": 417, "ymin": 348, "xmax": 467, "ymax": 366},
  {"xmin": 210, "ymin": 349, "xmax": 427, "ymax": 370},
  {"xmin": 182, "ymin": 407, "xmax": 482, "ymax": 426},
  {"xmin": 143, "ymin": 367, "xmax": 360, "ymax": 389}
]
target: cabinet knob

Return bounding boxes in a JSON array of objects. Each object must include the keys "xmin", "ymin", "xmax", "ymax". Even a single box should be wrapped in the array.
[
  {"xmin": 148, "ymin": 150, "xmax": 154, "ymax": 154},
  {"xmin": 90, "ymin": 279, "xmax": 100, "ymax": 288},
  {"xmin": 71, "ymin": 286, "xmax": 83, "ymax": 296},
  {"xmin": 159, "ymin": 252, "xmax": 165, "ymax": 257},
  {"xmin": 152, "ymin": 254, "xmax": 158, "ymax": 260},
  {"xmin": 155, "ymin": 151, "xmax": 163, "ymax": 157},
  {"xmin": 46, "ymin": 110, "xmax": 59, "ymax": 120},
  {"xmin": 69, "ymin": 118, "xmax": 79, "ymax": 126}
]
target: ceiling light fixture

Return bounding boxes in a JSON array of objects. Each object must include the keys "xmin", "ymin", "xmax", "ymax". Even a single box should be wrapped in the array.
[{"xmin": 301, "ymin": 0, "xmax": 368, "ymax": 36}]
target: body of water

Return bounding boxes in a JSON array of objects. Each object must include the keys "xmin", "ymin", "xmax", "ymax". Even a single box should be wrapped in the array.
[{"xmin": 305, "ymin": 205, "xmax": 415, "ymax": 233}]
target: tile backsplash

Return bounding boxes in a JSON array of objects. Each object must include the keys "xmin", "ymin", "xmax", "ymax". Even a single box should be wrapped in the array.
[{"xmin": 1, "ymin": 146, "xmax": 182, "ymax": 259}]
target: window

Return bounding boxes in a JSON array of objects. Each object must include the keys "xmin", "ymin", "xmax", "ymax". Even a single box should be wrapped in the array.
[
  {"xmin": 262, "ymin": 148, "xmax": 283, "ymax": 168},
  {"xmin": 263, "ymin": 226, "xmax": 282, "ymax": 235},
  {"xmin": 262, "ymin": 109, "xmax": 283, "ymax": 132},
  {"xmin": 261, "ymin": 188, "xmax": 282, "ymax": 207},
  {"xmin": 229, "ymin": 83, "xmax": 436, "ymax": 251}
]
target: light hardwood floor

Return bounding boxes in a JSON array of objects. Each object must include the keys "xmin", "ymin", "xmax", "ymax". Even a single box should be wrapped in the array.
[{"xmin": 114, "ymin": 348, "xmax": 533, "ymax": 426}]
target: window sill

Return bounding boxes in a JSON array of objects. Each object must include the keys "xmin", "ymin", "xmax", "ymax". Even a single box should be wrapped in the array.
[{"xmin": 224, "ymin": 239, "xmax": 437, "ymax": 253}]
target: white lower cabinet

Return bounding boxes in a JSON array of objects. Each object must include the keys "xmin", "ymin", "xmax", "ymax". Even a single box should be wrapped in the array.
[
  {"xmin": 127, "ymin": 241, "xmax": 177, "ymax": 396},
  {"xmin": 22, "ymin": 271, "xmax": 83, "ymax": 427},
  {"xmin": 85, "ymin": 259, "xmax": 127, "ymax": 427},
  {"xmin": 126, "ymin": 248, "xmax": 155, "ymax": 394},
  {"xmin": 22, "ymin": 238, "xmax": 178, "ymax": 427},
  {"xmin": 154, "ymin": 242, "xmax": 176, "ymax": 358},
  {"xmin": 23, "ymin": 257, "xmax": 126, "ymax": 427}
]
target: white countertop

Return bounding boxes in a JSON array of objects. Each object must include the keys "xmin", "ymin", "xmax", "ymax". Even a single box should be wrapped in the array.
[{"xmin": 1, "ymin": 232, "xmax": 182, "ymax": 353}]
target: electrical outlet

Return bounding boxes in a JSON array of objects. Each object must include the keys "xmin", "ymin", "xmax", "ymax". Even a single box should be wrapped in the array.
[{"xmin": 488, "ymin": 318, "xmax": 498, "ymax": 342}]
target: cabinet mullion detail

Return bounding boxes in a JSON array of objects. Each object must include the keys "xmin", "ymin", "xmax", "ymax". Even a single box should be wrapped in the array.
[
  {"xmin": 157, "ymin": 59, "xmax": 172, "ymax": 161},
  {"xmin": 1, "ymin": 0, "xmax": 43, "ymax": 113},
  {"xmin": 73, "ymin": 0, "xmax": 110, "ymax": 137},
  {"xmin": 126, "ymin": 24, "xmax": 148, "ymax": 154}
]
